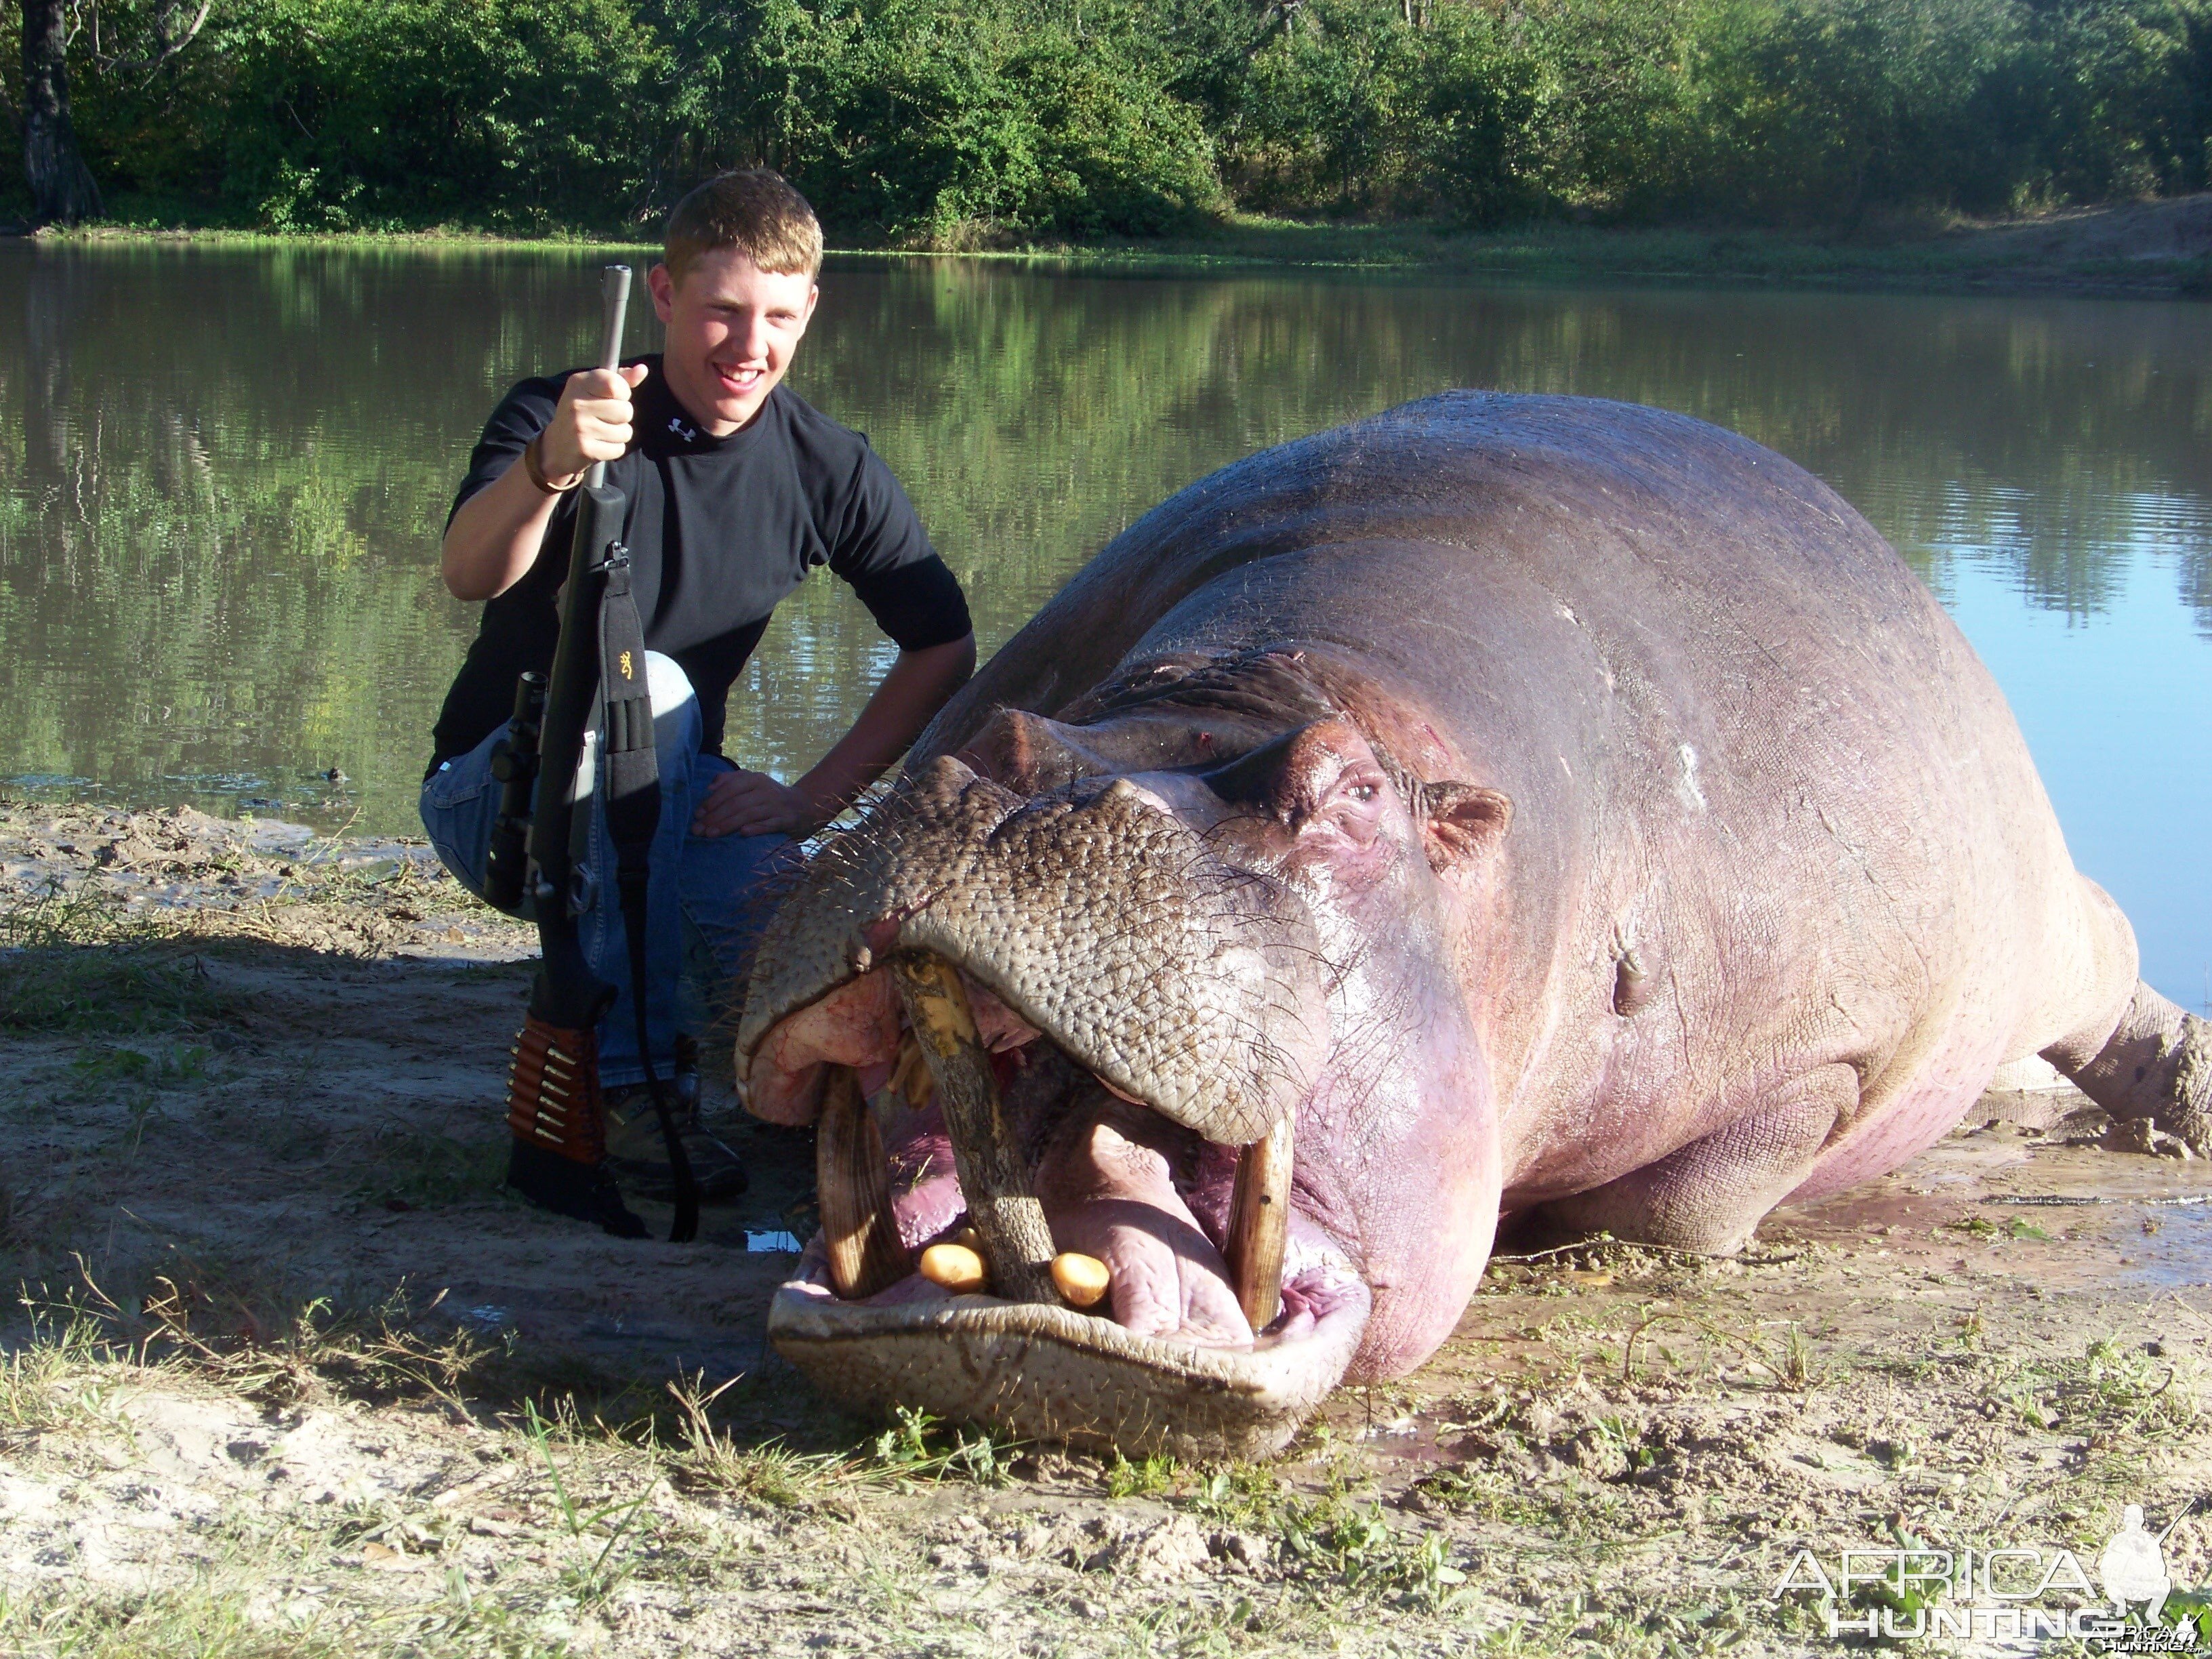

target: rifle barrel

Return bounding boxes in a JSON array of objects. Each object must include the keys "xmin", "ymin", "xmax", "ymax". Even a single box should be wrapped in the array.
[
  {"xmin": 527, "ymin": 264, "xmax": 634, "ymax": 926},
  {"xmin": 586, "ymin": 264, "xmax": 632, "ymax": 492}
]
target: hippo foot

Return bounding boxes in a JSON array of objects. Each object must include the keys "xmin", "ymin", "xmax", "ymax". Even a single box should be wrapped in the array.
[
  {"xmin": 2160, "ymin": 1013, "xmax": 2212, "ymax": 1157},
  {"xmin": 2047, "ymin": 985, "xmax": 2212, "ymax": 1160},
  {"xmin": 2102, "ymin": 1117, "xmax": 2196, "ymax": 1160}
]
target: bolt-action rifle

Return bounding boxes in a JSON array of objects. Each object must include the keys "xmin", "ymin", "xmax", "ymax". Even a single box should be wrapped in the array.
[{"xmin": 485, "ymin": 265, "xmax": 698, "ymax": 1243}]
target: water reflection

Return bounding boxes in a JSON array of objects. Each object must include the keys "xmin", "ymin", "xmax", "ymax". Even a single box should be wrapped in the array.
[{"xmin": 2, "ymin": 244, "xmax": 2205, "ymax": 1000}]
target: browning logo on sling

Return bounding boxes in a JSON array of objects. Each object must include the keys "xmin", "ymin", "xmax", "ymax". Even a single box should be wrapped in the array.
[{"xmin": 619, "ymin": 651, "xmax": 634, "ymax": 679}]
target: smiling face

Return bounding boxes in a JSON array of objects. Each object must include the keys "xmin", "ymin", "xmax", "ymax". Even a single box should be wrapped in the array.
[{"xmin": 647, "ymin": 249, "xmax": 818, "ymax": 436}]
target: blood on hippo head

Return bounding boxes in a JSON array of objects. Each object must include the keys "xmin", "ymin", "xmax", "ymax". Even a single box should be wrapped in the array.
[{"xmin": 731, "ymin": 391, "xmax": 2203, "ymax": 1459}]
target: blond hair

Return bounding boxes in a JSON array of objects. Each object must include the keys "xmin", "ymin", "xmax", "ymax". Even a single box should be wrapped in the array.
[{"xmin": 663, "ymin": 170, "xmax": 823, "ymax": 283}]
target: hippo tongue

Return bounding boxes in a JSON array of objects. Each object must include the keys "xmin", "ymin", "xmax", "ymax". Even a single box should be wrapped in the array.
[{"xmin": 1031, "ymin": 1090, "xmax": 1254, "ymax": 1347}]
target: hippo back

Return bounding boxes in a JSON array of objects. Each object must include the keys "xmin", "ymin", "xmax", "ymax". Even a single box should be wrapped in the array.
[{"xmin": 919, "ymin": 393, "xmax": 2091, "ymax": 1196}]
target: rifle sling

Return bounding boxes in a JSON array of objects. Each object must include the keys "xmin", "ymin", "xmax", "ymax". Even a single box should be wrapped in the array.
[{"xmin": 598, "ymin": 552, "xmax": 701, "ymax": 1245}]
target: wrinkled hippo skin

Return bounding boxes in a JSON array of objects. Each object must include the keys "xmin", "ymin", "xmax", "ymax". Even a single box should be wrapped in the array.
[{"xmin": 737, "ymin": 392, "xmax": 2209, "ymax": 1457}]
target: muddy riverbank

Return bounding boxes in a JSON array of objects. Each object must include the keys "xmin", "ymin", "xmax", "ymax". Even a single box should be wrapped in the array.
[{"xmin": 2, "ymin": 797, "xmax": 2207, "ymax": 1655}]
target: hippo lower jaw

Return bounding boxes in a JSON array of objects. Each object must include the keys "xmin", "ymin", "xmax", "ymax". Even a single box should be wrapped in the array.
[
  {"xmin": 768, "ymin": 1240, "xmax": 1371, "ymax": 1460},
  {"xmin": 746, "ymin": 963, "xmax": 1372, "ymax": 1458}
]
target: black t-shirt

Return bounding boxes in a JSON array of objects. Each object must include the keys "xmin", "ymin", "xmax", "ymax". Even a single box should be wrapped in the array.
[{"xmin": 429, "ymin": 357, "xmax": 970, "ymax": 771}]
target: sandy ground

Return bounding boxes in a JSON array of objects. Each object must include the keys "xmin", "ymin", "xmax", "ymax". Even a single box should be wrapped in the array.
[{"xmin": 2, "ymin": 798, "xmax": 2209, "ymax": 1656}]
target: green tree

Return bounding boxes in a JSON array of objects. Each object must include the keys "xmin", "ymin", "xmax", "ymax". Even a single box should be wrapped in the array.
[
  {"xmin": 21, "ymin": 0, "xmax": 104, "ymax": 221},
  {"xmin": 9, "ymin": 0, "xmax": 2212, "ymax": 235}
]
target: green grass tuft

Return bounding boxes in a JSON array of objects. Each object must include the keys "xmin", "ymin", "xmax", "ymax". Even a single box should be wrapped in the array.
[{"xmin": 0, "ymin": 883, "xmax": 237, "ymax": 1036}]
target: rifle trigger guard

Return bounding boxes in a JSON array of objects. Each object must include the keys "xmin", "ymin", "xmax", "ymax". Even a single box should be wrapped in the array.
[{"xmin": 569, "ymin": 860, "xmax": 599, "ymax": 920}]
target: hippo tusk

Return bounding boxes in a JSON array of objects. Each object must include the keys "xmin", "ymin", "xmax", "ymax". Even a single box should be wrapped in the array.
[
  {"xmin": 817, "ymin": 1065, "xmax": 914, "ymax": 1299},
  {"xmin": 890, "ymin": 951, "xmax": 1060, "ymax": 1305},
  {"xmin": 1225, "ymin": 1113, "xmax": 1294, "ymax": 1330}
]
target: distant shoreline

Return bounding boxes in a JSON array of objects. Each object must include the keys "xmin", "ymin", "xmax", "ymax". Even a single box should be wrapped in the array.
[{"xmin": 9, "ymin": 197, "xmax": 2212, "ymax": 298}]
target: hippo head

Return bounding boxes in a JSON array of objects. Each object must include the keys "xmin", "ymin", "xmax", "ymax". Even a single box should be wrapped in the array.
[{"xmin": 735, "ymin": 651, "xmax": 1513, "ymax": 1458}]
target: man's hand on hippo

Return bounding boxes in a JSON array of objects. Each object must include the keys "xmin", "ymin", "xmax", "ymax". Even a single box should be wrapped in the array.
[
  {"xmin": 534, "ymin": 361, "xmax": 649, "ymax": 483},
  {"xmin": 695, "ymin": 637, "xmax": 977, "ymax": 840},
  {"xmin": 692, "ymin": 769, "xmax": 829, "ymax": 839}
]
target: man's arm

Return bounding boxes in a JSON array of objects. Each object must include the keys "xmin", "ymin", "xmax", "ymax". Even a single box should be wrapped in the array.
[
  {"xmin": 441, "ymin": 364, "xmax": 649, "ymax": 602},
  {"xmin": 692, "ymin": 634, "xmax": 977, "ymax": 838}
]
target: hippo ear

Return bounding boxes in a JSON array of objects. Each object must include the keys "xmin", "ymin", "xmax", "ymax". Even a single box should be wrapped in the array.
[{"xmin": 1418, "ymin": 781, "xmax": 1513, "ymax": 874}]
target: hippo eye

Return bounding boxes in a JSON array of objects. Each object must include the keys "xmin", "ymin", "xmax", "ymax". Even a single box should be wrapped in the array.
[{"xmin": 1348, "ymin": 783, "xmax": 1377, "ymax": 803}]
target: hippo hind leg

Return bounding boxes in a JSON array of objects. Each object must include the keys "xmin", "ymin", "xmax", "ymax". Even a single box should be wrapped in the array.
[
  {"xmin": 1534, "ymin": 1065, "xmax": 1858, "ymax": 1256},
  {"xmin": 2021, "ymin": 871, "xmax": 2210, "ymax": 1153},
  {"xmin": 2043, "ymin": 982, "xmax": 2212, "ymax": 1155}
]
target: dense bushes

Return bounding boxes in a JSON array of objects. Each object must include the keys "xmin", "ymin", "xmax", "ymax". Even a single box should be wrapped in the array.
[
  {"xmin": 224, "ymin": 0, "xmax": 668, "ymax": 229},
  {"xmin": 1537, "ymin": 0, "xmax": 2212, "ymax": 221},
  {"xmin": 712, "ymin": 0, "xmax": 1227, "ymax": 241},
  {"xmin": 1213, "ymin": 1, "xmax": 1542, "ymax": 222},
  {"xmin": 5, "ymin": 0, "xmax": 2212, "ymax": 235}
]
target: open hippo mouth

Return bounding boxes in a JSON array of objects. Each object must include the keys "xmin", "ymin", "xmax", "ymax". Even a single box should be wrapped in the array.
[{"xmin": 735, "ymin": 754, "xmax": 1372, "ymax": 1458}]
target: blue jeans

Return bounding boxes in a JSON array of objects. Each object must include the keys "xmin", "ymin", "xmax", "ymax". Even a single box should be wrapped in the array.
[{"xmin": 420, "ymin": 652, "xmax": 790, "ymax": 1088}]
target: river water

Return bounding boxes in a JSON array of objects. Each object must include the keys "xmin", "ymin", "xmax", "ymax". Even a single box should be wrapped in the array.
[{"xmin": 2, "ymin": 243, "xmax": 2206, "ymax": 1005}]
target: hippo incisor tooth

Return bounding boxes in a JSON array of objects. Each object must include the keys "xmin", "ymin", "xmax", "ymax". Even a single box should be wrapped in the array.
[
  {"xmin": 1225, "ymin": 1111, "xmax": 1294, "ymax": 1330},
  {"xmin": 1050, "ymin": 1252, "xmax": 1111, "ymax": 1309},
  {"xmin": 817, "ymin": 1065, "xmax": 914, "ymax": 1300},
  {"xmin": 918, "ymin": 1242, "xmax": 989, "ymax": 1294},
  {"xmin": 888, "ymin": 1036, "xmax": 935, "ymax": 1109},
  {"xmin": 890, "ymin": 951, "xmax": 1060, "ymax": 1304}
]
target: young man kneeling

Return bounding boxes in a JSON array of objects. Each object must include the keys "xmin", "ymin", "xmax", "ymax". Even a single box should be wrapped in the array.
[{"xmin": 421, "ymin": 172, "xmax": 974, "ymax": 1214}]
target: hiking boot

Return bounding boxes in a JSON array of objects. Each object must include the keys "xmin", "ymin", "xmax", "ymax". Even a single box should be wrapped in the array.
[{"xmin": 604, "ymin": 1039, "xmax": 748, "ymax": 1203}]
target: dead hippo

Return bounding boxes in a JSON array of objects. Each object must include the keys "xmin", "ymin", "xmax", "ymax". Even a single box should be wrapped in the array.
[{"xmin": 734, "ymin": 392, "xmax": 2209, "ymax": 1458}]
